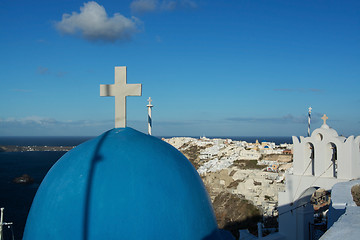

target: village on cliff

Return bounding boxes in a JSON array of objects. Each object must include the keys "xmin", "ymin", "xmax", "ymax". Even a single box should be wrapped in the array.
[{"xmin": 163, "ymin": 136, "xmax": 292, "ymax": 220}]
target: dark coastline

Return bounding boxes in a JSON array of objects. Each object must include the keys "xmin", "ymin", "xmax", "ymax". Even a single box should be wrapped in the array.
[
  {"xmin": 0, "ymin": 136, "xmax": 293, "ymax": 153},
  {"xmin": 0, "ymin": 145, "xmax": 75, "ymax": 152},
  {"xmin": 0, "ymin": 151, "xmax": 66, "ymax": 240}
]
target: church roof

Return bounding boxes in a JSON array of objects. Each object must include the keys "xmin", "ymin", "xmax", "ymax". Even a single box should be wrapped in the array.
[{"xmin": 23, "ymin": 127, "xmax": 221, "ymax": 239}]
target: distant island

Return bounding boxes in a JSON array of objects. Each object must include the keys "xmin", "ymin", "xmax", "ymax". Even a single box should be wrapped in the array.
[{"xmin": 0, "ymin": 145, "xmax": 75, "ymax": 152}]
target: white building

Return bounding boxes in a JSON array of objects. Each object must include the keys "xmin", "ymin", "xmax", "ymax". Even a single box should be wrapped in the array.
[
  {"xmin": 276, "ymin": 115, "xmax": 360, "ymax": 240},
  {"xmin": 199, "ymin": 145, "xmax": 221, "ymax": 160},
  {"xmin": 238, "ymin": 149, "xmax": 262, "ymax": 160}
]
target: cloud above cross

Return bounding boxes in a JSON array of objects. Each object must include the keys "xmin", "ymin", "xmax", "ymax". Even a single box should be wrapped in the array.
[
  {"xmin": 56, "ymin": 1, "xmax": 141, "ymax": 42},
  {"xmin": 55, "ymin": 1, "xmax": 198, "ymax": 42}
]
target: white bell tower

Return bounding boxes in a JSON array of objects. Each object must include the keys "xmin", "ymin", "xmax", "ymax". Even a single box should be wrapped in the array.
[{"xmin": 278, "ymin": 114, "xmax": 360, "ymax": 240}]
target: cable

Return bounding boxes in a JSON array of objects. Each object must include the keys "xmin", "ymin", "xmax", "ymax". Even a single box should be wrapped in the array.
[
  {"xmin": 308, "ymin": 162, "xmax": 333, "ymax": 187},
  {"xmin": 292, "ymin": 157, "xmax": 313, "ymax": 202},
  {"xmin": 283, "ymin": 162, "xmax": 334, "ymax": 217},
  {"xmin": 292, "ymin": 158, "xmax": 334, "ymax": 203},
  {"xmin": 278, "ymin": 199, "xmax": 313, "ymax": 216}
]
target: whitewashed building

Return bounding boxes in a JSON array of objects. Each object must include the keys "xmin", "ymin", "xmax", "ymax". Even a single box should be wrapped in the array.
[
  {"xmin": 238, "ymin": 149, "xmax": 262, "ymax": 160},
  {"xmin": 276, "ymin": 115, "xmax": 360, "ymax": 240}
]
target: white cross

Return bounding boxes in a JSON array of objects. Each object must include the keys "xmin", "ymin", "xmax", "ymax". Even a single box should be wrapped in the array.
[
  {"xmin": 100, "ymin": 66, "xmax": 142, "ymax": 128},
  {"xmin": 308, "ymin": 107, "xmax": 312, "ymax": 113},
  {"xmin": 147, "ymin": 97, "xmax": 153, "ymax": 107}
]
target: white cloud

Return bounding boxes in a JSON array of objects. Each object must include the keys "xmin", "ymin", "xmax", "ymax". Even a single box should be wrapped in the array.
[
  {"xmin": 0, "ymin": 116, "xmax": 114, "ymax": 136},
  {"xmin": 36, "ymin": 66, "xmax": 67, "ymax": 77},
  {"xmin": 0, "ymin": 116, "xmax": 111, "ymax": 128},
  {"xmin": 1, "ymin": 116, "xmax": 57, "ymax": 126},
  {"xmin": 226, "ymin": 113, "xmax": 326, "ymax": 125},
  {"xmin": 37, "ymin": 66, "xmax": 49, "ymax": 75},
  {"xmin": 181, "ymin": 0, "xmax": 197, "ymax": 8},
  {"xmin": 131, "ymin": 0, "xmax": 158, "ymax": 13},
  {"xmin": 56, "ymin": 1, "xmax": 140, "ymax": 42},
  {"xmin": 131, "ymin": 0, "xmax": 197, "ymax": 14},
  {"xmin": 155, "ymin": 35, "xmax": 162, "ymax": 42},
  {"xmin": 273, "ymin": 88, "xmax": 322, "ymax": 93},
  {"xmin": 226, "ymin": 114, "xmax": 312, "ymax": 124},
  {"xmin": 160, "ymin": 1, "xmax": 177, "ymax": 11}
]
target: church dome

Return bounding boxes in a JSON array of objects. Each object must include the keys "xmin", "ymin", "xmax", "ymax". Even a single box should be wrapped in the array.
[{"xmin": 23, "ymin": 128, "xmax": 221, "ymax": 239}]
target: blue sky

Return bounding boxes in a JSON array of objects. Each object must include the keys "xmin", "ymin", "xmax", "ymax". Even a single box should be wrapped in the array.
[{"xmin": 0, "ymin": 0, "xmax": 359, "ymax": 137}]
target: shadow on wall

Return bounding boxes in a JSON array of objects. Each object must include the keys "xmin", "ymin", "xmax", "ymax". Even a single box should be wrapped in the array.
[{"xmin": 277, "ymin": 188, "xmax": 330, "ymax": 240}]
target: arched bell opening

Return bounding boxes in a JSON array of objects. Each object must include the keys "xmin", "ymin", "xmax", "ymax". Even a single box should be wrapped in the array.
[
  {"xmin": 316, "ymin": 133, "xmax": 323, "ymax": 141},
  {"xmin": 305, "ymin": 142, "xmax": 315, "ymax": 176},
  {"xmin": 328, "ymin": 142, "xmax": 338, "ymax": 178}
]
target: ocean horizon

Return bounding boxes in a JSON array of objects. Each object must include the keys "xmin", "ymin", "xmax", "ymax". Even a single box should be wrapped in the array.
[{"xmin": 0, "ymin": 135, "xmax": 293, "ymax": 146}]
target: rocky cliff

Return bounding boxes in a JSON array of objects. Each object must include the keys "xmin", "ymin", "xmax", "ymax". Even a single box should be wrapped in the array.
[{"xmin": 163, "ymin": 137, "xmax": 293, "ymax": 237}]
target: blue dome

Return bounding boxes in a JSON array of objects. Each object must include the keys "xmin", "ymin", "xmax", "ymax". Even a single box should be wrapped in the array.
[{"xmin": 23, "ymin": 128, "xmax": 221, "ymax": 239}]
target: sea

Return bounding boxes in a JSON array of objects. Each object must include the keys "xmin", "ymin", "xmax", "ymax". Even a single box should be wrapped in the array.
[{"xmin": 0, "ymin": 135, "xmax": 291, "ymax": 239}]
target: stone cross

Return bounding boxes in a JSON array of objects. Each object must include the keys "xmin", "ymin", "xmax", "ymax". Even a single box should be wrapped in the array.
[
  {"xmin": 321, "ymin": 114, "xmax": 328, "ymax": 125},
  {"xmin": 100, "ymin": 66, "xmax": 142, "ymax": 128}
]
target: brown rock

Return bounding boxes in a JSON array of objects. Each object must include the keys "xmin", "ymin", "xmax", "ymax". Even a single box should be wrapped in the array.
[
  {"xmin": 180, "ymin": 145, "xmax": 206, "ymax": 169},
  {"xmin": 263, "ymin": 154, "xmax": 293, "ymax": 163},
  {"xmin": 351, "ymin": 184, "xmax": 360, "ymax": 206},
  {"xmin": 212, "ymin": 191, "xmax": 261, "ymax": 238}
]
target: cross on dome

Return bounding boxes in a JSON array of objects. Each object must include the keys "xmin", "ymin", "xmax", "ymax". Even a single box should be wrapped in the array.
[
  {"xmin": 308, "ymin": 107, "xmax": 312, "ymax": 113},
  {"xmin": 321, "ymin": 114, "xmax": 328, "ymax": 125},
  {"xmin": 100, "ymin": 66, "xmax": 142, "ymax": 128}
]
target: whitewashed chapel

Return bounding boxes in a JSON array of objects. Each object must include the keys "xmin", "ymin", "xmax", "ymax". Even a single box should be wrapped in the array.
[{"xmin": 276, "ymin": 115, "xmax": 360, "ymax": 240}]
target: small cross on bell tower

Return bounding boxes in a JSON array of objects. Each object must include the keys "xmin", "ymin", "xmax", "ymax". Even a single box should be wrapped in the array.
[{"xmin": 321, "ymin": 114, "xmax": 329, "ymax": 125}]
